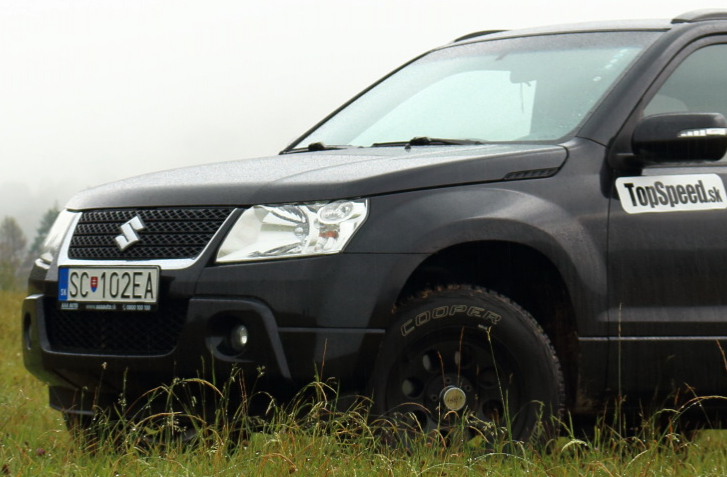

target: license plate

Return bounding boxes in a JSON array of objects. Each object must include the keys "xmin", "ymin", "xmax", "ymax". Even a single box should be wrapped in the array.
[{"xmin": 58, "ymin": 267, "xmax": 160, "ymax": 311}]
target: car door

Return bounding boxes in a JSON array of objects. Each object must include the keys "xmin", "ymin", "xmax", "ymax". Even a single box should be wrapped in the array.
[{"xmin": 607, "ymin": 40, "xmax": 727, "ymax": 398}]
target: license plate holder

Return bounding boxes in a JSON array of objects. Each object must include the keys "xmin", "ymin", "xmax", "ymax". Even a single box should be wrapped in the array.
[{"xmin": 58, "ymin": 267, "xmax": 160, "ymax": 312}]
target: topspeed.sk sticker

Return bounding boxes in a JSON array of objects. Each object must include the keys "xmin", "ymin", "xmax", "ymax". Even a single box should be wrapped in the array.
[{"xmin": 616, "ymin": 174, "xmax": 727, "ymax": 214}]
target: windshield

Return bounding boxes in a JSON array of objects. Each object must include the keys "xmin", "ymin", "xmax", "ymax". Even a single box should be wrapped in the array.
[{"xmin": 291, "ymin": 32, "xmax": 658, "ymax": 149}]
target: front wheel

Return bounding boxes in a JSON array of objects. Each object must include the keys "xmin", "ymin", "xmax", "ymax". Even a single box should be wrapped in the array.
[{"xmin": 369, "ymin": 285, "xmax": 564, "ymax": 444}]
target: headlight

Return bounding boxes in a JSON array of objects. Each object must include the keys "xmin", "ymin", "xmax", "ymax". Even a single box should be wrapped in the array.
[
  {"xmin": 38, "ymin": 210, "xmax": 78, "ymax": 264},
  {"xmin": 216, "ymin": 199, "xmax": 368, "ymax": 263}
]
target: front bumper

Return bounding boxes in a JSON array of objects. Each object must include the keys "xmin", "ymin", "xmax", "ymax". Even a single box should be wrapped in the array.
[{"xmin": 22, "ymin": 252, "xmax": 423, "ymax": 416}]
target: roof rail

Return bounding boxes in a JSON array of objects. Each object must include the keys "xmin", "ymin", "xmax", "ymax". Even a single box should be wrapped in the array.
[
  {"xmin": 453, "ymin": 30, "xmax": 507, "ymax": 42},
  {"xmin": 672, "ymin": 9, "xmax": 727, "ymax": 23}
]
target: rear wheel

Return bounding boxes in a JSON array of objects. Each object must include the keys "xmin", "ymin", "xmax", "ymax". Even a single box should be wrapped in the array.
[{"xmin": 369, "ymin": 285, "xmax": 564, "ymax": 445}]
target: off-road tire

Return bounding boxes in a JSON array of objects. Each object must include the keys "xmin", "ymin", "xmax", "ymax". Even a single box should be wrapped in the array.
[{"xmin": 369, "ymin": 285, "xmax": 565, "ymax": 444}]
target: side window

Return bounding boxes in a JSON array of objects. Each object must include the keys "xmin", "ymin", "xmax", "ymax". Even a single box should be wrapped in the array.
[{"xmin": 644, "ymin": 44, "xmax": 727, "ymax": 119}]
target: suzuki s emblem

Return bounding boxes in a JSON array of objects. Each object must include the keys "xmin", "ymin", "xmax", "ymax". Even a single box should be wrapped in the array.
[{"xmin": 115, "ymin": 216, "xmax": 145, "ymax": 251}]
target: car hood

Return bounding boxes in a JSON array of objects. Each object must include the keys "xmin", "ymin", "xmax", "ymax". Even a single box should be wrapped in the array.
[{"xmin": 66, "ymin": 144, "xmax": 567, "ymax": 209}]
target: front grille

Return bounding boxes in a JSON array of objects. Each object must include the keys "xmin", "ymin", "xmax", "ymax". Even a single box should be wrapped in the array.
[
  {"xmin": 45, "ymin": 299, "xmax": 188, "ymax": 355},
  {"xmin": 68, "ymin": 208, "xmax": 233, "ymax": 260}
]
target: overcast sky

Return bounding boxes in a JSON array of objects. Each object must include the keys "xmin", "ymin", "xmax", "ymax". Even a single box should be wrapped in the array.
[{"xmin": 0, "ymin": 0, "xmax": 719, "ymax": 239}]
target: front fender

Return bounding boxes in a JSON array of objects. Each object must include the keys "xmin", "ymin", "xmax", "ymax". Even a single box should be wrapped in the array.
[{"xmin": 348, "ymin": 177, "xmax": 609, "ymax": 331}]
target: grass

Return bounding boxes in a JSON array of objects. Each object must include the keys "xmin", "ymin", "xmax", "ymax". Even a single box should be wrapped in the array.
[{"xmin": 3, "ymin": 288, "xmax": 727, "ymax": 475}]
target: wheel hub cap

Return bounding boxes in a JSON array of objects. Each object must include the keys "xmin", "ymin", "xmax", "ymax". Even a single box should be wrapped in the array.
[{"xmin": 440, "ymin": 385, "xmax": 467, "ymax": 411}]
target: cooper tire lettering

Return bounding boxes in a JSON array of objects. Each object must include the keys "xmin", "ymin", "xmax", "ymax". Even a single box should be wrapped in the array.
[
  {"xmin": 467, "ymin": 306, "xmax": 484, "ymax": 318},
  {"xmin": 401, "ymin": 319, "xmax": 415, "ymax": 337},
  {"xmin": 432, "ymin": 306, "xmax": 448, "ymax": 319},
  {"xmin": 450, "ymin": 304, "xmax": 468, "ymax": 315},
  {"xmin": 399, "ymin": 303, "xmax": 504, "ymax": 336},
  {"xmin": 485, "ymin": 310, "xmax": 502, "ymax": 324}
]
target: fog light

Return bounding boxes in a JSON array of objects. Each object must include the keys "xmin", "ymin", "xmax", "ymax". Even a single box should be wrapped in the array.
[{"xmin": 230, "ymin": 324, "xmax": 249, "ymax": 353}]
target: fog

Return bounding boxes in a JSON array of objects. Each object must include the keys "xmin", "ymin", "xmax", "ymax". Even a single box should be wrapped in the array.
[{"xmin": 0, "ymin": 0, "xmax": 706, "ymax": 240}]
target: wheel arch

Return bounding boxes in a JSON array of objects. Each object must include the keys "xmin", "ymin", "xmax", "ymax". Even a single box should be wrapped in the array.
[{"xmin": 393, "ymin": 240, "xmax": 580, "ymax": 408}]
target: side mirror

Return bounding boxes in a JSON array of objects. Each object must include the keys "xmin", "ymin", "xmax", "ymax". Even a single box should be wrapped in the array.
[{"xmin": 632, "ymin": 112, "xmax": 727, "ymax": 164}]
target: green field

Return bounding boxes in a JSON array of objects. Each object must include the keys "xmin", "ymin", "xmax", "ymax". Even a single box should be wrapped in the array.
[{"xmin": 3, "ymin": 289, "xmax": 727, "ymax": 476}]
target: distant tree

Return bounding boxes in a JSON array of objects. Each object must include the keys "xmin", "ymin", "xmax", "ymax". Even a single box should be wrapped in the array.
[
  {"xmin": 18, "ymin": 207, "xmax": 61, "ymax": 284},
  {"xmin": 25, "ymin": 207, "xmax": 60, "ymax": 264},
  {"xmin": 0, "ymin": 216, "xmax": 28, "ymax": 290}
]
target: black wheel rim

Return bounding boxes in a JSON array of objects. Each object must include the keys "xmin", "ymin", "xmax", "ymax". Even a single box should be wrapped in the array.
[{"xmin": 383, "ymin": 327, "xmax": 526, "ymax": 443}]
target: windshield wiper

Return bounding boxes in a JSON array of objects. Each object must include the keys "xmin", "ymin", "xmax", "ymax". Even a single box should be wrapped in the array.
[
  {"xmin": 372, "ymin": 136, "xmax": 487, "ymax": 148},
  {"xmin": 283, "ymin": 142, "xmax": 358, "ymax": 154}
]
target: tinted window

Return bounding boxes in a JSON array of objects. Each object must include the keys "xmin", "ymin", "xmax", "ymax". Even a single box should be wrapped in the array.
[{"xmin": 645, "ymin": 44, "xmax": 727, "ymax": 119}]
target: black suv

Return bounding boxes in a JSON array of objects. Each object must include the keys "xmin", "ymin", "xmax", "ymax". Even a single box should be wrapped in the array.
[{"xmin": 22, "ymin": 9, "xmax": 727, "ymax": 441}]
